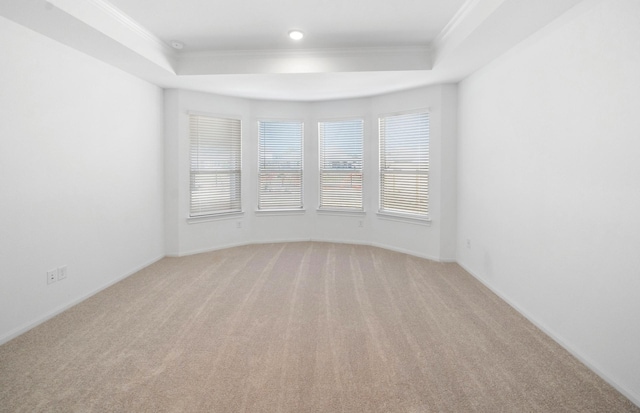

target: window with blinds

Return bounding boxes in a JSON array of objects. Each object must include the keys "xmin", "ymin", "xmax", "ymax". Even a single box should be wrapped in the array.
[
  {"xmin": 258, "ymin": 121, "xmax": 304, "ymax": 210},
  {"xmin": 189, "ymin": 114, "xmax": 242, "ymax": 217},
  {"xmin": 379, "ymin": 111, "xmax": 430, "ymax": 218},
  {"xmin": 319, "ymin": 119, "xmax": 364, "ymax": 210}
]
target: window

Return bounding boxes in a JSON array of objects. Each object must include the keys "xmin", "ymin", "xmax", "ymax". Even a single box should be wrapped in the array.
[
  {"xmin": 189, "ymin": 114, "xmax": 242, "ymax": 217},
  {"xmin": 318, "ymin": 119, "xmax": 364, "ymax": 210},
  {"xmin": 258, "ymin": 121, "xmax": 304, "ymax": 210},
  {"xmin": 379, "ymin": 111, "xmax": 430, "ymax": 218}
]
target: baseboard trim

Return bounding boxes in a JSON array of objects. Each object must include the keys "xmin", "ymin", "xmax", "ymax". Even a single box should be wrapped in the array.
[
  {"xmin": 168, "ymin": 238, "xmax": 314, "ymax": 257},
  {"xmin": 166, "ymin": 241, "xmax": 254, "ymax": 257},
  {"xmin": 457, "ymin": 261, "xmax": 640, "ymax": 409},
  {"xmin": 0, "ymin": 254, "xmax": 165, "ymax": 346},
  {"xmin": 171, "ymin": 238, "xmax": 452, "ymax": 263}
]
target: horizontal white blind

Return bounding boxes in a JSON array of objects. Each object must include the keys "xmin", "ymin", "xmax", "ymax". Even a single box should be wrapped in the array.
[
  {"xmin": 189, "ymin": 115, "xmax": 242, "ymax": 217},
  {"xmin": 319, "ymin": 119, "xmax": 364, "ymax": 210},
  {"xmin": 379, "ymin": 112, "xmax": 429, "ymax": 217},
  {"xmin": 258, "ymin": 121, "xmax": 304, "ymax": 210}
]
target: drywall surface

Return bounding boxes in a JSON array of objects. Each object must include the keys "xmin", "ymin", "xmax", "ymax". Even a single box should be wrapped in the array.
[
  {"xmin": 369, "ymin": 86, "xmax": 458, "ymax": 260},
  {"xmin": 436, "ymin": 84, "xmax": 458, "ymax": 260},
  {"xmin": 457, "ymin": 0, "xmax": 640, "ymax": 404},
  {"xmin": 164, "ymin": 86, "xmax": 458, "ymax": 260},
  {"xmin": 0, "ymin": 16, "xmax": 165, "ymax": 343}
]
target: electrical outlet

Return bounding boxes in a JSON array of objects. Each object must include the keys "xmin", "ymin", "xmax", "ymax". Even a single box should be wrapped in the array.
[
  {"xmin": 58, "ymin": 265, "xmax": 67, "ymax": 280},
  {"xmin": 47, "ymin": 270, "xmax": 57, "ymax": 285},
  {"xmin": 236, "ymin": 221, "xmax": 242, "ymax": 229},
  {"xmin": 358, "ymin": 220, "xmax": 364, "ymax": 228},
  {"xmin": 466, "ymin": 239, "xmax": 471, "ymax": 249}
]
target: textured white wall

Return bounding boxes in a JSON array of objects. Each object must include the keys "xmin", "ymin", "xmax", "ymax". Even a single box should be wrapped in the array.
[
  {"xmin": 457, "ymin": 0, "xmax": 640, "ymax": 404},
  {"xmin": 0, "ymin": 16, "xmax": 165, "ymax": 343},
  {"xmin": 164, "ymin": 85, "xmax": 458, "ymax": 261}
]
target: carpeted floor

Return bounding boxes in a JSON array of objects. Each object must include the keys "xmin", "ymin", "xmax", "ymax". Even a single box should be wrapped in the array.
[{"xmin": 1, "ymin": 242, "xmax": 638, "ymax": 412}]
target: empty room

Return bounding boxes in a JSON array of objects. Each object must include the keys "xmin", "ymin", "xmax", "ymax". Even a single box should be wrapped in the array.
[{"xmin": 1, "ymin": 0, "xmax": 639, "ymax": 411}]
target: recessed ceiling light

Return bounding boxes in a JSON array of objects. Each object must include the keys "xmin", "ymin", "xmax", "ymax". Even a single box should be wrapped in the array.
[
  {"xmin": 288, "ymin": 30, "xmax": 304, "ymax": 41},
  {"xmin": 170, "ymin": 40, "xmax": 184, "ymax": 50}
]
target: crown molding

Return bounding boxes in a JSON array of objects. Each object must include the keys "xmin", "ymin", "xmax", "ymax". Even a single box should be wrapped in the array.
[
  {"xmin": 432, "ymin": 0, "xmax": 508, "ymax": 65},
  {"xmin": 84, "ymin": 0, "xmax": 173, "ymax": 54},
  {"xmin": 180, "ymin": 45, "xmax": 431, "ymax": 60},
  {"xmin": 178, "ymin": 46, "xmax": 433, "ymax": 75},
  {"xmin": 46, "ymin": 0, "xmax": 176, "ymax": 70},
  {"xmin": 435, "ymin": 0, "xmax": 484, "ymax": 47}
]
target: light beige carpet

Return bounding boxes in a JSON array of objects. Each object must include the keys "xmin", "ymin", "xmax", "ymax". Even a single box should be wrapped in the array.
[{"xmin": 1, "ymin": 242, "xmax": 638, "ymax": 412}]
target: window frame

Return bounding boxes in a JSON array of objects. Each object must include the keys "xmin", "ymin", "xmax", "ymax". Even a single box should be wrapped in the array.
[
  {"xmin": 318, "ymin": 118, "xmax": 365, "ymax": 212},
  {"xmin": 188, "ymin": 112, "xmax": 243, "ymax": 220},
  {"xmin": 378, "ymin": 109, "xmax": 430, "ymax": 222},
  {"xmin": 257, "ymin": 119, "xmax": 305, "ymax": 212}
]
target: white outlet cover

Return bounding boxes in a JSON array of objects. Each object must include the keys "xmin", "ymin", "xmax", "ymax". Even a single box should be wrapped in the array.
[
  {"xmin": 58, "ymin": 266, "xmax": 67, "ymax": 280},
  {"xmin": 47, "ymin": 270, "xmax": 57, "ymax": 284}
]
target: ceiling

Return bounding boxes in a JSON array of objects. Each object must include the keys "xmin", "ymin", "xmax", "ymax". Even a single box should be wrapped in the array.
[
  {"xmin": 108, "ymin": 0, "xmax": 467, "ymax": 51},
  {"xmin": 0, "ymin": 0, "xmax": 586, "ymax": 101}
]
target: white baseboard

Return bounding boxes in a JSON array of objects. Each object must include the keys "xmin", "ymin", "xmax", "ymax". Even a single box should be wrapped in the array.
[
  {"xmin": 166, "ymin": 241, "xmax": 253, "ymax": 257},
  {"xmin": 457, "ymin": 261, "xmax": 640, "ymax": 409},
  {"xmin": 172, "ymin": 238, "xmax": 452, "ymax": 263},
  {"xmin": 369, "ymin": 241, "xmax": 443, "ymax": 262},
  {"xmin": 0, "ymin": 255, "xmax": 165, "ymax": 346},
  {"xmin": 169, "ymin": 238, "xmax": 315, "ymax": 257}
]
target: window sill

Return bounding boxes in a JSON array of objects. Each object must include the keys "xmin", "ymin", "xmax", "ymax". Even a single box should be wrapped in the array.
[
  {"xmin": 187, "ymin": 211, "xmax": 244, "ymax": 224},
  {"xmin": 376, "ymin": 212, "xmax": 431, "ymax": 226},
  {"xmin": 255, "ymin": 209, "xmax": 306, "ymax": 217},
  {"xmin": 316, "ymin": 209, "xmax": 366, "ymax": 217}
]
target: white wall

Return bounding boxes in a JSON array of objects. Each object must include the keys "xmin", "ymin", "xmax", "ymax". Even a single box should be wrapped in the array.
[
  {"xmin": 0, "ymin": 16, "xmax": 165, "ymax": 343},
  {"xmin": 164, "ymin": 90, "xmax": 251, "ymax": 256},
  {"xmin": 163, "ymin": 85, "xmax": 458, "ymax": 261},
  {"xmin": 368, "ymin": 86, "xmax": 458, "ymax": 260},
  {"xmin": 457, "ymin": 0, "xmax": 640, "ymax": 404},
  {"xmin": 5, "ymin": 1, "xmax": 638, "ymax": 403}
]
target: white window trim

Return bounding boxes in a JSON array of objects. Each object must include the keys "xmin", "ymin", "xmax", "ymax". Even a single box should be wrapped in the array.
[
  {"xmin": 188, "ymin": 112, "xmax": 243, "ymax": 220},
  {"xmin": 254, "ymin": 209, "xmax": 307, "ymax": 216},
  {"xmin": 187, "ymin": 211, "xmax": 245, "ymax": 224},
  {"xmin": 376, "ymin": 211, "xmax": 431, "ymax": 225},
  {"xmin": 317, "ymin": 118, "xmax": 365, "ymax": 212},
  {"xmin": 316, "ymin": 209, "xmax": 366, "ymax": 217},
  {"xmin": 378, "ymin": 108, "xmax": 431, "ymax": 222},
  {"xmin": 257, "ymin": 119, "xmax": 305, "ymax": 212}
]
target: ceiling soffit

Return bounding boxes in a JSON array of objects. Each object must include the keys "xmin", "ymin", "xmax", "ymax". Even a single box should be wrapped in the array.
[{"xmin": 0, "ymin": 0, "xmax": 586, "ymax": 100}]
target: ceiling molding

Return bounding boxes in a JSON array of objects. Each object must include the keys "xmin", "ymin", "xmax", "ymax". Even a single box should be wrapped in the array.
[
  {"xmin": 178, "ymin": 46, "xmax": 433, "ymax": 75},
  {"xmin": 433, "ymin": 0, "xmax": 506, "ymax": 64},
  {"xmin": 430, "ymin": 0, "xmax": 586, "ymax": 82},
  {"xmin": 83, "ymin": 0, "xmax": 173, "ymax": 53},
  {"xmin": 179, "ymin": 46, "xmax": 432, "ymax": 59},
  {"xmin": 435, "ymin": 0, "xmax": 484, "ymax": 46},
  {"xmin": 46, "ymin": 0, "xmax": 176, "ymax": 71}
]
